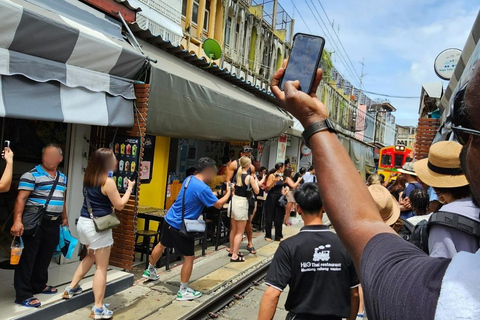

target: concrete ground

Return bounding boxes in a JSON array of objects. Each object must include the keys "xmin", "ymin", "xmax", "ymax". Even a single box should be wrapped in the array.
[
  {"xmin": 56, "ymin": 222, "xmax": 303, "ymax": 320},
  {"xmin": 216, "ymin": 280, "xmax": 289, "ymax": 320}
]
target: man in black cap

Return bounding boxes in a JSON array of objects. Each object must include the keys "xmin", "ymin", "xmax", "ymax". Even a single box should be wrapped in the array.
[{"xmin": 226, "ymin": 146, "xmax": 259, "ymax": 254}]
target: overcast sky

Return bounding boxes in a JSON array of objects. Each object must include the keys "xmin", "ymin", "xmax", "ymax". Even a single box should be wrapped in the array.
[{"xmin": 280, "ymin": 0, "xmax": 479, "ymax": 126}]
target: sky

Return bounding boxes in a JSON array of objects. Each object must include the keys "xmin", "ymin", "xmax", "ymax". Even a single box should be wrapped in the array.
[{"xmin": 280, "ymin": 0, "xmax": 479, "ymax": 126}]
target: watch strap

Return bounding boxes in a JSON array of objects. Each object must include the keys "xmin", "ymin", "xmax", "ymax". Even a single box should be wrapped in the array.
[{"xmin": 302, "ymin": 119, "xmax": 336, "ymax": 148}]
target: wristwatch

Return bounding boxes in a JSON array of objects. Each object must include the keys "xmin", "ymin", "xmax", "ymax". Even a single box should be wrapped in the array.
[{"xmin": 302, "ymin": 119, "xmax": 337, "ymax": 148}]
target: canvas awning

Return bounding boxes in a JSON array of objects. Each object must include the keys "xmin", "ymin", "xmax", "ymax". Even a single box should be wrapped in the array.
[
  {"xmin": 0, "ymin": 0, "xmax": 147, "ymax": 126},
  {"xmin": 142, "ymin": 40, "xmax": 292, "ymax": 141}
]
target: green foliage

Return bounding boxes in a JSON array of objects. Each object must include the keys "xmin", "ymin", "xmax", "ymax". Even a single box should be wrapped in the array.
[{"xmin": 321, "ymin": 49, "xmax": 333, "ymax": 81}]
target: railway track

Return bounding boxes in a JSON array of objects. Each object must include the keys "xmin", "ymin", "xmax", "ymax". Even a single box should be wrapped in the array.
[{"xmin": 179, "ymin": 262, "xmax": 271, "ymax": 320}]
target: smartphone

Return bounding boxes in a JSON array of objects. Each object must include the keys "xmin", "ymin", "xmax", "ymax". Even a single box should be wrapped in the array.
[
  {"xmin": 280, "ymin": 33, "xmax": 325, "ymax": 93},
  {"xmin": 4, "ymin": 140, "xmax": 10, "ymax": 149},
  {"xmin": 130, "ymin": 171, "xmax": 138, "ymax": 182}
]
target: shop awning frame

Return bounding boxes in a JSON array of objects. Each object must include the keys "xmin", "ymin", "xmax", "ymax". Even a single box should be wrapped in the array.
[
  {"xmin": 141, "ymin": 40, "xmax": 292, "ymax": 141},
  {"xmin": 0, "ymin": 0, "xmax": 148, "ymax": 127}
]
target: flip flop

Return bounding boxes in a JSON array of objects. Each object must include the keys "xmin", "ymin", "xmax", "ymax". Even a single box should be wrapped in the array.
[
  {"xmin": 228, "ymin": 252, "xmax": 244, "ymax": 257},
  {"xmin": 246, "ymin": 246, "xmax": 257, "ymax": 254},
  {"xmin": 265, "ymin": 238, "xmax": 273, "ymax": 242},
  {"xmin": 40, "ymin": 285, "xmax": 58, "ymax": 294},
  {"xmin": 230, "ymin": 256, "xmax": 245, "ymax": 262},
  {"xmin": 15, "ymin": 297, "xmax": 41, "ymax": 308}
]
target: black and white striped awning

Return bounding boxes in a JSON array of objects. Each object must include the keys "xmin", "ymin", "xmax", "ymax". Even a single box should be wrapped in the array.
[{"xmin": 0, "ymin": 0, "xmax": 147, "ymax": 126}]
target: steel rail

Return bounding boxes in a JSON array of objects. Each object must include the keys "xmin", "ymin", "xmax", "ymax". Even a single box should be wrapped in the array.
[{"xmin": 179, "ymin": 262, "xmax": 271, "ymax": 320}]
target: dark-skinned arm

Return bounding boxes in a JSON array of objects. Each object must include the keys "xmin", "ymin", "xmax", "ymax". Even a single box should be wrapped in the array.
[{"xmin": 271, "ymin": 62, "xmax": 395, "ymax": 271}]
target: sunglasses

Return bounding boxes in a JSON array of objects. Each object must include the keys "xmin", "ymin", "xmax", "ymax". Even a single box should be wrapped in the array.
[
  {"xmin": 451, "ymin": 83, "xmax": 480, "ymax": 145},
  {"xmin": 242, "ymin": 147, "xmax": 253, "ymax": 153}
]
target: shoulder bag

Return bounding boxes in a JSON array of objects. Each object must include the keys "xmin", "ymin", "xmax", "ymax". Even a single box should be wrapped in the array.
[
  {"xmin": 179, "ymin": 177, "xmax": 206, "ymax": 238},
  {"xmin": 32, "ymin": 171, "xmax": 60, "ymax": 237},
  {"xmin": 84, "ymin": 188, "xmax": 120, "ymax": 232}
]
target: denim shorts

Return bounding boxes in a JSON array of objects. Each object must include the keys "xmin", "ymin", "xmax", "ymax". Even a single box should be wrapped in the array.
[{"xmin": 77, "ymin": 216, "xmax": 113, "ymax": 250}]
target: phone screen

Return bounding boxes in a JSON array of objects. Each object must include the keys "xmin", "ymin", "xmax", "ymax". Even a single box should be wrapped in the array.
[{"xmin": 280, "ymin": 34, "xmax": 325, "ymax": 93}]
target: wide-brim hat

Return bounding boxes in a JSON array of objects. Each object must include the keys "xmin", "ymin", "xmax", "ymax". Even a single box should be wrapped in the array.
[
  {"xmin": 368, "ymin": 185, "xmax": 400, "ymax": 226},
  {"xmin": 397, "ymin": 161, "xmax": 417, "ymax": 176},
  {"xmin": 413, "ymin": 141, "xmax": 469, "ymax": 188}
]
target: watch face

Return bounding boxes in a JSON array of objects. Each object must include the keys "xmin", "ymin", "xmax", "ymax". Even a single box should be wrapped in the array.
[{"xmin": 301, "ymin": 143, "xmax": 312, "ymax": 156}]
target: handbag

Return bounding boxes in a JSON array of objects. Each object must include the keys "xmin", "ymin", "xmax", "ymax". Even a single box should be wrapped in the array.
[
  {"xmin": 31, "ymin": 172, "xmax": 60, "ymax": 237},
  {"xmin": 84, "ymin": 188, "xmax": 120, "ymax": 232},
  {"xmin": 278, "ymin": 194, "xmax": 287, "ymax": 207},
  {"xmin": 179, "ymin": 177, "xmax": 206, "ymax": 238},
  {"xmin": 55, "ymin": 226, "xmax": 78, "ymax": 259}
]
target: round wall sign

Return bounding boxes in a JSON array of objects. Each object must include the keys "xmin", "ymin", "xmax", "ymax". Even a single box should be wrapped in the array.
[{"xmin": 434, "ymin": 48, "xmax": 462, "ymax": 80}]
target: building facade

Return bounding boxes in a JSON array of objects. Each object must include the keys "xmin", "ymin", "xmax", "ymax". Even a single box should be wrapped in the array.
[{"xmin": 396, "ymin": 125, "xmax": 417, "ymax": 149}]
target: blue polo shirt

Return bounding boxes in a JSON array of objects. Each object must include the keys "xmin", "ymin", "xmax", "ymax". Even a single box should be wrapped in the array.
[
  {"xmin": 165, "ymin": 176, "xmax": 218, "ymax": 230},
  {"xmin": 18, "ymin": 165, "xmax": 67, "ymax": 213}
]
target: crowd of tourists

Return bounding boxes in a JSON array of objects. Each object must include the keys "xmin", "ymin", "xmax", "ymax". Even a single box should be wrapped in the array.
[{"xmin": 4, "ymin": 60, "xmax": 480, "ymax": 320}]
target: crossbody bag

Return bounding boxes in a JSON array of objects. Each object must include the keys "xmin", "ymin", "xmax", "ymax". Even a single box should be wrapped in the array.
[
  {"xmin": 84, "ymin": 188, "xmax": 120, "ymax": 232},
  {"xmin": 31, "ymin": 171, "xmax": 60, "ymax": 237},
  {"xmin": 179, "ymin": 177, "xmax": 206, "ymax": 238}
]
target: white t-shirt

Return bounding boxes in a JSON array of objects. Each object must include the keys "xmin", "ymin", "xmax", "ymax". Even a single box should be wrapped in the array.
[{"xmin": 303, "ymin": 172, "xmax": 316, "ymax": 183}]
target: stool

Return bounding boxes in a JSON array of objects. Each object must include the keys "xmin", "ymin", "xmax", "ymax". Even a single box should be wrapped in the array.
[{"xmin": 135, "ymin": 229, "xmax": 161, "ymax": 269}]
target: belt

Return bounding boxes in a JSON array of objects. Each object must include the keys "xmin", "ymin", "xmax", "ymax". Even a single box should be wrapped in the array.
[{"xmin": 43, "ymin": 214, "xmax": 61, "ymax": 221}]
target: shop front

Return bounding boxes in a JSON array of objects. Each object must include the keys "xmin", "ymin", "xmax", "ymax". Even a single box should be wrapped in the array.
[
  {"xmin": 0, "ymin": 0, "xmax": 147, "ymax": 317},
  {"xmin": 133, "ymin": 39, "xmax": 292, "ymax": 231}
]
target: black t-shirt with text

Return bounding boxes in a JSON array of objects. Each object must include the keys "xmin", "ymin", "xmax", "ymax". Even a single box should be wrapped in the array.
[
  {"xmin": 266, "ymin": 225, "xmax": 359, "ymax": 318},
  {"xmin": 361, "ymin": 233, "xmax": 451, "ymax": 320}
]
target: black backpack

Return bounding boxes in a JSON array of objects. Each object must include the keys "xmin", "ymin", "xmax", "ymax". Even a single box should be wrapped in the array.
[{"xmin": 398, "ymin": 211, "xmax": 480, "ymax": 254}]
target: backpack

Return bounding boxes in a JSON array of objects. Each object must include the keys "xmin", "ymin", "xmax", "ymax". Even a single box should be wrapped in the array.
[{"xmin": 399, "ymin": 211, "xmax": 480, "ymax": 254}]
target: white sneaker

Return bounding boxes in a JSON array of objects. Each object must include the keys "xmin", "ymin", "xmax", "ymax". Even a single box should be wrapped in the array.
[
  {"xmin": 176, "ymin": 287, "xmax": 202, "ymax": 301},
  {"xmin": 142, "ymin": 268, "xmax": 159, "ymax": 281},
  {"xmin": 91, "ymin": 304, "xmax": 113, "ymax": 319}
]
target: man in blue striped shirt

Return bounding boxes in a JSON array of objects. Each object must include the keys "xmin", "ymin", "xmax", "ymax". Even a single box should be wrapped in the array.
[{"xmin": 11, "ymin": 144, "xmax": 69, "ymax": 308}]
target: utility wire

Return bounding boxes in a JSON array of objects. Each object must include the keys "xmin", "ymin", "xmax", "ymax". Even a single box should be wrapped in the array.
[
  {"xmin": 359, "ymin": 90, "xmax": 420, "ymax": 99},
  {"xmin": 317, "ymin": 0, "xmax": 363, "ymax": 87},
  {"xmin": 289, "ymin": 0, "xmax": 312, "ymax": 33},
  {"xmin": 305, "ymin": 0, "xmax": 362, "ymax": 88}
]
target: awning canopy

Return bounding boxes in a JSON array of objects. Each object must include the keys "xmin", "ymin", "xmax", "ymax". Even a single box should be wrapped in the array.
[
  {"xmin": 0, "ymin": 0, "xmax": 147, "ymax": 126},
  {"xmin": 142, "ymin": 40, "xmax": 292, "ymax": 141}
]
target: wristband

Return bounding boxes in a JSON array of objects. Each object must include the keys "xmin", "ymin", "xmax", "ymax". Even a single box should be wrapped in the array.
[{"xmin": 302, "ymin": 119, "xmax": 337, "ymax": 148}]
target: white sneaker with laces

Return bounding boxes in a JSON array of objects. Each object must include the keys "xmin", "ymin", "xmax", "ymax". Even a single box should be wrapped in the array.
[{"xmin": 176, "ymin": 287, "xmax": 202, "ymax": 301}]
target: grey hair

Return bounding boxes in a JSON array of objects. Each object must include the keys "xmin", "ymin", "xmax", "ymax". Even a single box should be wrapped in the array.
[{"xmin": 42, "ymin": 143, "xmax": 63, "ymax": 156}]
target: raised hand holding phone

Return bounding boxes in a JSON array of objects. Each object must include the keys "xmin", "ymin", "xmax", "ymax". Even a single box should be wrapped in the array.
[{"xmin": 279, "ymin": 33, "xmax": 325, "ymax": 94}]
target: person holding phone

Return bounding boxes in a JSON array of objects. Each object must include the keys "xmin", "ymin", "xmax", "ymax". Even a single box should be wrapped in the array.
[
  {"xmin": 0, "ymin": 141, "xmax": 14, "ymax": 192},
  {"xmin": 62, "ymin": 148, "xmax": 135, "ymax": 320}
]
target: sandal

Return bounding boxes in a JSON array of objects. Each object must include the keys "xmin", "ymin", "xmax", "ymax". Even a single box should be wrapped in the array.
[
  {"xmin": 230, "ymin": 256, "xmax": 245, "ymax": 262},
  {"xmin": 265, "ymin": 238, "xmax": 273, "ymax": 242},
  {"xmin": 246, "ymin": 246, "xmax": 257, "ymax": 254},
  {"xmin": 228, "ymin": 252, "xmax": 244, "ymax": 257},
  {"xmin": 40, "ymin": 285, "xmax": 58, "ymax": 294},
  {"xmin": 15, "ymin": 297, "xmax": 41, "ymax": 308}
]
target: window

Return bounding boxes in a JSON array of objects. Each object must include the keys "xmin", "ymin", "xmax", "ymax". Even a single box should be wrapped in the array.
[
  {"xmin": 192, "ymin": 0, "xmax": 199, "ymax": 25},
  {"xmin": 234, "ymin": 23, "xmax": 240, "ymax": 48},
  {"xmin": 394, "ymin": 154, "xmax": 404, "ymax": 168},
  {"xmin": 381, "ymin": 155, "xmax": 392, "ymax": 166},
  {"xmin": 203, "ymin": 0, "xmax": 211, "ymax": 31},
  {"xmin": 182, "ymin": 0, "xmax": 187, "ymax": 17},
  {"xmin": 225, "ymin": 17, "xmax": 232, "ymax": 45}
]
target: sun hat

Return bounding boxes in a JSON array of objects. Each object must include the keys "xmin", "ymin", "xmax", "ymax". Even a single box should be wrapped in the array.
[
  {"xmin": 368, "ymin": 185, "xmax": 400, "ymax": 226},
  {"xmin": 397, "ymin": 162, "xmax": 417, "ymax": 176},
  {"xmin": 413, "ymin": 141, "xmax": 469, "ymax": 188}
]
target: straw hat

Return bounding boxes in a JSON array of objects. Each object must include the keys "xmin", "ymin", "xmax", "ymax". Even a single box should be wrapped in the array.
[
  {"xmin": 368, "ymin": 185, "xmax": 400, "ymax": 226},
  {"xmin": 397, "ymin": 162, "xmax": 417, "ymax": 176},
  {"xmin": 413, "ymin": 141, "xmax": 469, "ymax": 188}
]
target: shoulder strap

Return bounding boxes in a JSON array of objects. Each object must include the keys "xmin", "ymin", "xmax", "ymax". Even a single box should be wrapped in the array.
[
  {"xmin": 44, "ymin": 171, "xmax": 60, "ymax": 209},
  {"xmin": 182, "ymin": 177, "xmax": 193, "ymax": 221},
  {"xmin": 428, "ymin": 210, "xmax": 480, "ymax": 239},
  {"xmin": 83, "ymin": 188, "xmax": 95, "ymax": 219}
]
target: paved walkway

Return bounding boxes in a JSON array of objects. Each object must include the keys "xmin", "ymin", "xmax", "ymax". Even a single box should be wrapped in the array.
[{"xmin": 56, "ymin": 222, "xmax": 303, "ymax": 320}]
